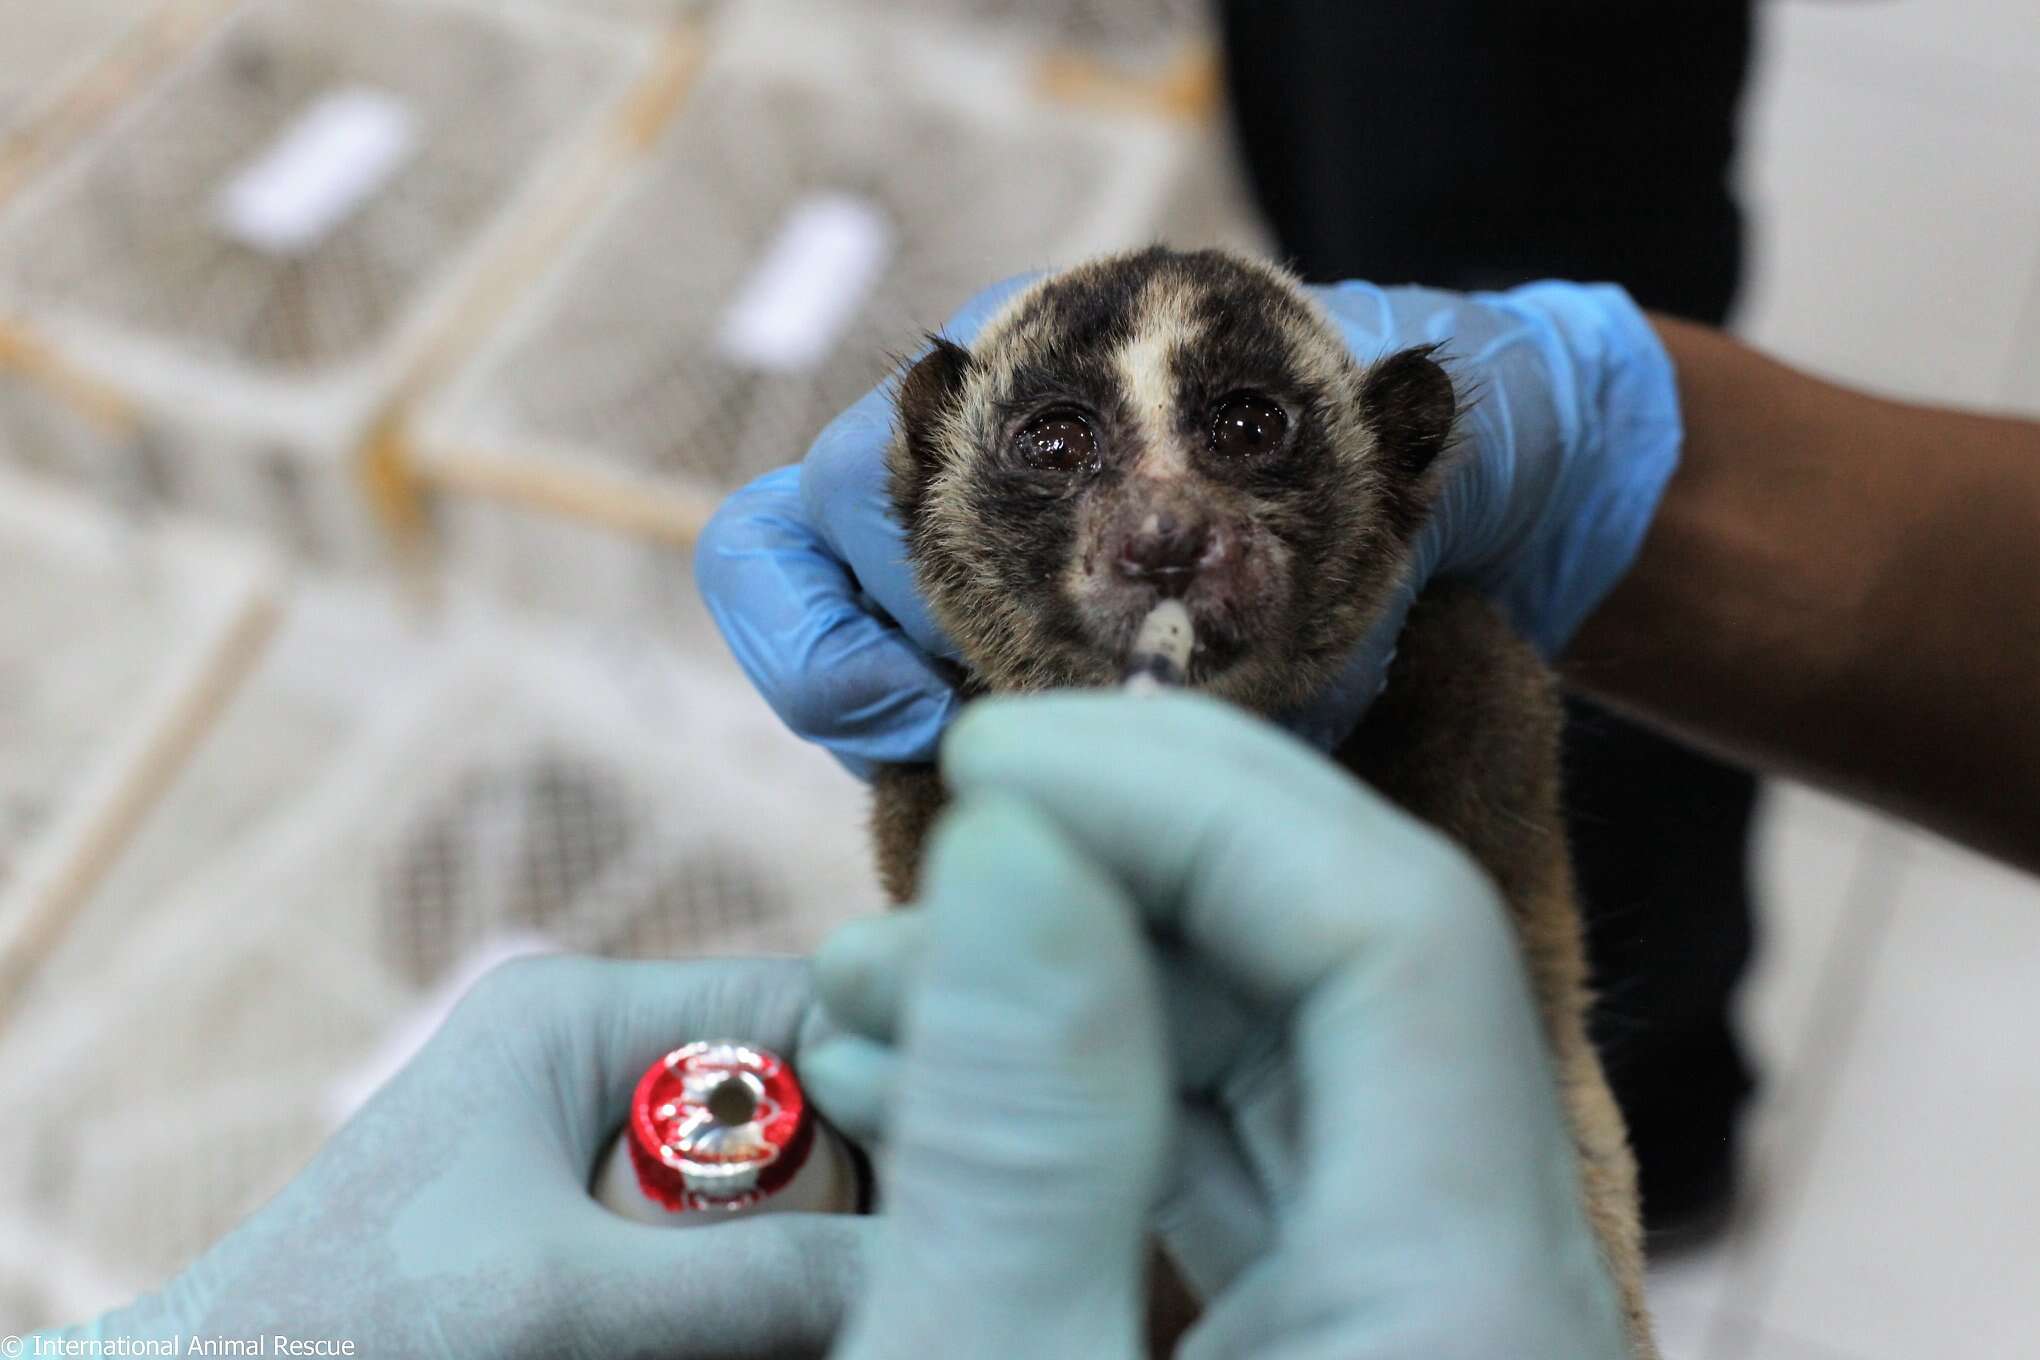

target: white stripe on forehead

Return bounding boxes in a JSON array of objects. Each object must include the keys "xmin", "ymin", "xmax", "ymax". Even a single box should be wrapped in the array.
[{"xmin": 1116, "ymin": 276, "xmax": 1203, "ymax": 478}]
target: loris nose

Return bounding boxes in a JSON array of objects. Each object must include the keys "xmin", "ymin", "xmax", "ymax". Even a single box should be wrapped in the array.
[{"xmin": 1117, "ymin": 512, "xmax": 1214, "ymax": 597}]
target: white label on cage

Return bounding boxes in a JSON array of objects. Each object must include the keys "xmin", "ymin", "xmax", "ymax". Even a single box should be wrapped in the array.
[
  {"xmin": 717, "ymin": 194, "xmax": 894, "ymax": 372},
  {"xmin": 214, "ymin": 88, "xmax": 420, "ymax": 255}
]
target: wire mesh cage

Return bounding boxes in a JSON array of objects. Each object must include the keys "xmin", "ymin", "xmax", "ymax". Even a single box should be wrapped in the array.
[
  {"xmin": 0, "ymin": 0, "xmax": 234, "ymax": 189},
  {"xmin": 0, "ymin": 534, "xmax": 180, "ymax": 890},
  {"xmin": 497, "ymin": 0, "xmax": 707, "ymax": 27},
  {"xmin": 0, "ymin": 0, "xmax": 159, "ymax": 135},
  {"xmin": 0, "ymin": 0, "xmax": 654, "ymax": 564},
  {"xmin": 416, "ymin": 0, "xmax": 1234, "ymax": 612},
  {"xmin": 893, "ymin": 0, "xmax": 1211, "ymax": 66},
  {"xmin": 0, "ymin": 585, "xmax": 877, "ymax": 1327},
  {"xmin": 323, "ymin": 633, "xmax": 878, "ymax": 973},
  {"xmin": 0, "ymin": 468, "xmax": 274, "ymax": 1001},
  {"xmin": 0, "ymin": 365, "xmax": 125, "ymax": 499},
  {"xmin": 505, "ymin": 0, "xmax": 1206, "ymax": 58}
]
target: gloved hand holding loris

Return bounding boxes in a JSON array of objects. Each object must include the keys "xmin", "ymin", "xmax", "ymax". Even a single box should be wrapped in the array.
[
  {"xmin": 694, "ymin": 253, "xmax": 1678, "ymax": 775},
  {"xmin": 702, "ymin": 246, "xmax": 1670, "ymax": 1353}
]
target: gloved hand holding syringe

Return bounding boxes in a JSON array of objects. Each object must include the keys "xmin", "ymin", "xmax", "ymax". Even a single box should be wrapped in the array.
[
  {"xmin": 589, "ymin": 600, "xmax": 1198, "ymax": 1230},
  {"xmin": 1122, "ymin": 599, "xmax": 1195, "ymax": 694},
  {"xmin": 810, "ymin": 692, "xmax": 1630, "ymax": 1359},
  {"xmin": 586, "ymin": 595, "xmax": 1623, "ymax": 1359}
]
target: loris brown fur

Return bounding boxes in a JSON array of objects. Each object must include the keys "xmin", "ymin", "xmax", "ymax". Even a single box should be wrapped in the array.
[{"xmin": 869, "ymin": 248, "xmax": 1654, "ymax": 1357}]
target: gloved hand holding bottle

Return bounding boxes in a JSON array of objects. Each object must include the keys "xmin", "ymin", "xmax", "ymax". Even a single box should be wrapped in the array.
[{"xmin": 31, "ymin": 957, "xmax": 873, "ymax": 1360}]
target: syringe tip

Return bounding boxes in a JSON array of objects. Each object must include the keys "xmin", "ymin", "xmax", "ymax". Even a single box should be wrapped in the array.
[{"xmin": 1123, "ymin": 600, "xmax": 1194, "ymax": 692}]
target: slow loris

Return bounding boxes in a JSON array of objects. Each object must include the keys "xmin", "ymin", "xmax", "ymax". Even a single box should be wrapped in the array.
[{"xmin": 869, "ymin": 247, "xmax": 1654, "ymax": 1358}]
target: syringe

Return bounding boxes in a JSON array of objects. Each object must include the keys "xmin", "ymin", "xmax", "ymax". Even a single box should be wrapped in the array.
[{"xmin": 1122, "ymin": 600, "xmax": 1195, "ymax": 694}]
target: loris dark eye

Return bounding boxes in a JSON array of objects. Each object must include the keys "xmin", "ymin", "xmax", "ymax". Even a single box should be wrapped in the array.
[
  {"xmin": 1016, "ymin": 409, "xmax": 1099, "ymax": 473},
  {"xmin": 1210, "ymin": 394, "xmax": 1288, "ymax": 459}
]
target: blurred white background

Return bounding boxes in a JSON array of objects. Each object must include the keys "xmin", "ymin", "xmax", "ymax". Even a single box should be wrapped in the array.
[
  {"xmin": 0, "ymin": 0, "xmax": 2033, "ymax": 1353},
  {"xmin": 1651, "ymin": 2, "xmax": 2040, "ymax": 1357}
]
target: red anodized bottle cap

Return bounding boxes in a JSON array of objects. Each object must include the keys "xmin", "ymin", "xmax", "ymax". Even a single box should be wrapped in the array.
[{"xmin": 627, "ymin": 1040, "xmax": 816, "ymax": 1213}]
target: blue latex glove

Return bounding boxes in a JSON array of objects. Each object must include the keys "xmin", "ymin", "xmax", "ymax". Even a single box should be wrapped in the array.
[
  {"xmin": 695, "ymin": 276, "xmax": 1681, "ymax": 768},
  {"xmin": 809, "ymin": 694, "xmax": 1629, "ymax": 1359},
  {"xmin": 34, "ymin": 958, "xmax": 873, "ymax": 1360}
]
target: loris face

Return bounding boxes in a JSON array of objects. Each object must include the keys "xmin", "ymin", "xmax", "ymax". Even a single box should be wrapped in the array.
[{"xmin": 888, "ymin": 247, "xmax": 1457, "ymax": 714}]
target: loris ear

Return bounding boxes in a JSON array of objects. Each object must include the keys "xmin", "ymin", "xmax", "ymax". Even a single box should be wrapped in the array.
[
  {"xmin": 888, "ymin": 337, "xmax": 976, "ymax": 530},
  {"xmin": 1360, "ymin": 344, "xmax": 1458, "ymax": 537}
]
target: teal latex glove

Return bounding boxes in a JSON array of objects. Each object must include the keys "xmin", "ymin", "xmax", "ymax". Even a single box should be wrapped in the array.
[
  {"xmin": 695, "ymin": 275, "xmax": 1681, "ymax": 768},
  {"xmin": 829, "ymin": 789, "xmax": 1173, "ymax": 1358},
  {"xmin": 36, "ymin": 957, "xmax": 872, "ymax": 1360},
  {"xmin": 809, "ymin": 694, "xmax": 1628, "ymax": 1359}
]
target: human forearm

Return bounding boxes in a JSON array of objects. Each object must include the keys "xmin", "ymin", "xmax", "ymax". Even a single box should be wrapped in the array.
[{"xmin": 1566, "ymin": 316, "xmax": 2040, "ymax": 870}]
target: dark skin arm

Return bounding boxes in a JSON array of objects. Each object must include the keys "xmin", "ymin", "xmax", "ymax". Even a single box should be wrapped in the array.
[{"xmin": 1564, "ymin": 317, "xmax": 2040, "ymax": 875}]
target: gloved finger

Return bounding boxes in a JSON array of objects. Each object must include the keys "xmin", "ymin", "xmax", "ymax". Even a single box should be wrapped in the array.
[
  {"xmin": 1341, "ymin": 279, "xmax": 1681, "ymax": 665},
  {"xmin": 1188, "ymin": 1004, "xmax": 1627, "ymax": 1359},
  {"xmin": 1176, "ymin": 1252, "xmax": 1293, "ymax": 1360},
  {"xmin": 1214, "ymin": 1028, "xmax": 1304, "ymax": 1206},
  {"xmin": 1275, "ymin": 563, "xmax": 1416, "ymax": 753},
  {"xmin": 938, "ymin": 272, "xmax": 1045, "ymax": 341},
  {"xmin": 451, "ymin": 954, "xmax": 822, "ymax": 1170},
  {"xmin": 819, "ymin": 908, "xmax": 1262, "ymax": 1098},
  {"xmin": 833, "ymin": 793, "xmax": 1170, "ymax": 1359},
  {"xmin": 803, "ymin": 1029, "xmax": 1276, "ymax": 1303},
  {"xmin": 942, "ymin": 693, "xmax": 1487, "ymax": 1006},
  {"xmin": 820, "ymin": 925, "xmax": 1281, "ymax": 1296},
  {"xmin": 1318, "ymin": 278, "xmax": 1502, "ymax": 358},
  {"xmin": 1153, "ymin": 943, "xmax": 1263, "ymax": 1095},
  {"xmin": 695, "ymin": 463, "xmax": 960, "ymax": 772},
  {"xmin": 1150, "ymin": 1105, "xmax": 1274, "ymax": 1299},
  {"xmin": 813, "ymin": 927, "xmax": 1284, "ymax": 1283},
  {"xmin": 796, "ymin": 385, "xmax": 953, "ymax": 662},
  {"xmin": 800, "ymin": 275, "xmax": 1046, "ymax": 663},
  {"xmin": 899, "ymin": 792, "xmax": 1170, "ymax": 1219},
  {"xmin": 1305, "ymin": 273, "xmax": 1403, "ymax": 350},
  {"xmin": 814, "ymin": 817, "xmax": 1289, "ymax": 1305},
  {"xmin": 800, "ymin": 1033, "xmax": 898, "ymax": 1148},
  {"xmin": 943, "ymin": 697, "xmax": 1532, "ymax": 1236},
  {"xmin": 558, "ymin": 1210, "xmax": 878, "ymax": 1360},
  {"xmin": 943, "ymin": 702, "xmax": 1625, "ymax": 1353},
  {"xmin": 813, "ymin": 910, "xmax": 931, "ymax": 1043},
  {"xmin": 816, "ymin": 915, "xmax": 1284, "ymax": 1281},
  {"xmin": 797, "ymin": 989, "xmax": 899, "ymax": 1149},
  {"xmin": 1275, "ymin": 954, "xmax": 1593, "ymax": 1280},
  {"xmin": 796, "ymin": 985, "xmax": 870, "ymax": 1057}
]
